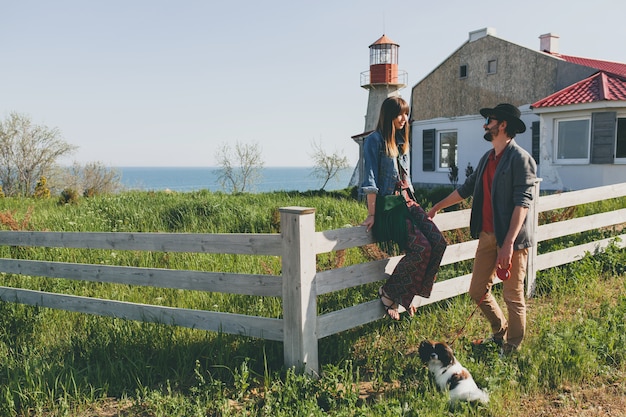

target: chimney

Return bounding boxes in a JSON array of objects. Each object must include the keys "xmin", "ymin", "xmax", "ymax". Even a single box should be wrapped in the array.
[
  {"xmin": 539, "ymin": 33, "xmax": 560, "ymax": 54},
  {"xmin": 469, "ymin": 27, "xmax": 496, "ymax": 42}
]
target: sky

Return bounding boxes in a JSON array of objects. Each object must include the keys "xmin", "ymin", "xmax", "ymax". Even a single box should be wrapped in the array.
[{"xmin": 2, "ymin": 1, "xmax": 625, "ymax": 168}]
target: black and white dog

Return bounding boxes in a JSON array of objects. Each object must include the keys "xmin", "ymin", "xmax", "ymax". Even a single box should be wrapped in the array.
[{"xmin": 418, "ymin": 340, "xmax": 489, "ymax": 404}]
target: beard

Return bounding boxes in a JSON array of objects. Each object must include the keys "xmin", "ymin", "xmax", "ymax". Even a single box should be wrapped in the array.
[{"xmin": 483, "ymin": 125, "xmax": 497, "ymax": 142}]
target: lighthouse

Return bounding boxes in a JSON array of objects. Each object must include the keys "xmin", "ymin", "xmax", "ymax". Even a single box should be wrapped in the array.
[{"xmin": 349, "ymin": 34, "xmax": 407, "ymax": 193}]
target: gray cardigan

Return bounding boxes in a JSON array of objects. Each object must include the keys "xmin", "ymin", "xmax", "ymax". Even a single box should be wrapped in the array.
[{"xmin": 457, "ymin": 139, "xmax": 537, "ymax": 250}]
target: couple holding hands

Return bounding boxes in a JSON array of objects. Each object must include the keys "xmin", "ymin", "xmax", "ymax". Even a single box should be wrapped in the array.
[{"xmin": 361, "ymin": 97, "xmax": 536, "ymax": 353}]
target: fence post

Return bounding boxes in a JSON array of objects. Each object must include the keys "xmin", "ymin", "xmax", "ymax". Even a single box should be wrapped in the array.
[
  {"xmin": 279, "ymin": 206, "xmax": 319, "ymax": 375},
  {"xmin": 526, "ymin": 179, "xmax": 542, "ymax": 297}
]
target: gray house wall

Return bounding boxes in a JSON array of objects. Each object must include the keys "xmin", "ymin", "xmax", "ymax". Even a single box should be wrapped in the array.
[
  {"xmin": 406, "ymin": 29, "xmax": 619, "ymax": 191},
  {"xmin": 410, "ymin": 34, "xmax": 597, "ymax": 122}
]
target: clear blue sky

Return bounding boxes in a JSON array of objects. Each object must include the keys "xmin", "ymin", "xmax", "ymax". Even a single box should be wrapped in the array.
[{"xmin": 2, "ymin": 0, "xmax": 625, "ymax": 167}]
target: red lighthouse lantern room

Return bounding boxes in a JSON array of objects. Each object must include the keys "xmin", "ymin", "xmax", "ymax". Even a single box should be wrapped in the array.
[{"xmin": 369, "ymin": 34, "xmax": 399, "ymax": 84}]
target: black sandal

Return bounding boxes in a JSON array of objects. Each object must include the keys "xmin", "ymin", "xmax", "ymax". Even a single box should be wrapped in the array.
[{"xmin": 378, "ymin": 287, "xmax": 400, "ymax": 320}]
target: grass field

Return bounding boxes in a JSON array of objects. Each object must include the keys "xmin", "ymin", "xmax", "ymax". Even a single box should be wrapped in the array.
[{"xmin": 0, "ymin": 189, "xmax": 624, "ymax": 416}]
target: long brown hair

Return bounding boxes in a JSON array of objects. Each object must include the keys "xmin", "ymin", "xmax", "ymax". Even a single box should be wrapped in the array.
[{"xmin": 375, "ymin": 96, "xmax": 410, "ymax": 157}]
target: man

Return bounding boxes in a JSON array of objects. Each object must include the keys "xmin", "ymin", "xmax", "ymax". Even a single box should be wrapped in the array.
[{"xmin": 428, "ymin": 103, "xmax": 537, "ymax": 354}]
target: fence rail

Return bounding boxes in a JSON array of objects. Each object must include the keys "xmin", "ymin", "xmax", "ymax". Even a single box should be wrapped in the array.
[{"xmin": 0, "ymin": 182, "xmax": 625, "ymax": 374}]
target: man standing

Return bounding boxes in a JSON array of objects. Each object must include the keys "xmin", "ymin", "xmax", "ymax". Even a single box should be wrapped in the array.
[{"xmin": 428, "ymin": 103, "xmax": 537, "ymax": 354}]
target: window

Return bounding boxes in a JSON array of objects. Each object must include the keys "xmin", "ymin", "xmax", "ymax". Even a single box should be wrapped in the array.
[
  {"xmin": 460, "ymin": 64, "xmax": 467, "ymax": 78},
  {"xmin": 556, "ymin": 118, "xmax": 590, "ymax": 163},
  {"xmin": 487, "ymin": 59, "xmax": 497, "ymax": 74},
  {"xmin": 616, "ymin": 118, "xmax": 626, "ymax": 160},
  {"xmin": 438, "ymin": 131, "xmax": 458, "ymax": 170},
  {"xmin": 556, "ymin": 113, "xmax": 625, "ymax": 165},
  {"xmin": 371, "ymin": 45, "xmax": 396, "ymax": 65}
]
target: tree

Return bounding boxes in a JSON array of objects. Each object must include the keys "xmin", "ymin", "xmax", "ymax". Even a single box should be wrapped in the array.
[
  {"xmin": 448, "ymin": 162, "xmax": 459, "ymax": 187},
  {"xmin": 465, "ymin": 162, "xmax": 474, "ymax": 179},
  {"xmin": 53, "ymin": 161, "xmax": 122, "ymax": 197},
  {"xmin": 80, "ymin": 162, "xmax": 122, "ymax": 196},
  {"xmin": 309, "ymin": 140, "xmax": 350, "ymax": 191},
  {"xmin": 214, "ymin": 141, "xmax": 264, "ymax": 193},
  {"xmin": 0, "ymin": 112, "xmax": 77, "ymax": 196}
]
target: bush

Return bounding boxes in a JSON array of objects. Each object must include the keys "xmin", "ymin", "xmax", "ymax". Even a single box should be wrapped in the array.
[
  {"xmin": 413, "ymin": 185, "xmax": 463, "ymax": 210},
  {"xmin": 58, "ymin": 188, "xmax": 79, "ymax": 205},
  {"xmin": 33, "ymin": 176, "xmax": 51, "ymax": 199}
]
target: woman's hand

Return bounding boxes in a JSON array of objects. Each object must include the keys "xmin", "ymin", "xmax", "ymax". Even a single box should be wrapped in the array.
[{"xmin": 361, "ymin": 214, "xmax": 375, "ymax": 233}]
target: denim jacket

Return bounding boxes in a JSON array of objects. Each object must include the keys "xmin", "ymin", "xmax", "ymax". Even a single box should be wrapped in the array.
[
  {"xmin": 457, "ymin": 139, "xmax": 537, "ymax": 249},
  {"xmin": 361, "ymin": 130, "xmax": 414, "ymax": 197}
]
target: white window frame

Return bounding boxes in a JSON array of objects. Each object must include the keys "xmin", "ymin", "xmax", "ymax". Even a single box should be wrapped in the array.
[
  {"xmin": 555, "ymin": 117, "xmax": 591, "ymax": 164},
  {"xmin": 437, "ymin": 130, "xmax": 458, "ymax": 171}
]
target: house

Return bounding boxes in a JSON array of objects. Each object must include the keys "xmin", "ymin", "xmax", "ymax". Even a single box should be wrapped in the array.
[
  {"xmin": 409, "ymin": 28, "xmax": 626, "ymax": 191},
  {"xmin": 530, "ymin": 71, "xmax": 626, "ymax": 190}
]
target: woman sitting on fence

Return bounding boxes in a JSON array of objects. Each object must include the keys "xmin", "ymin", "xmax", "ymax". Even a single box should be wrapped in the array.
[{"xmin": 361, "ymin": 96, "xmax": 447, "ymax": 320}]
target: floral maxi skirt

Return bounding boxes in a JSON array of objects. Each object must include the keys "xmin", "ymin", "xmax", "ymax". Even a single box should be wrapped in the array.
[{"xmin": 381, "ymin": 201, "xmax": 447, "ymax": 310}]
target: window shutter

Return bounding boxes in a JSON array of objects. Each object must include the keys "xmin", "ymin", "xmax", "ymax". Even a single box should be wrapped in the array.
[
  {"xmin": 591, "ymin": 112, "xmax": 616, "ymax": 164},
  {"xmin": 531, "ymin": 121, "xmax": 540, "ymax": 165},
  {"xmin": 422, "ymin": 129, "xmax": 436, "ymax": 171}
]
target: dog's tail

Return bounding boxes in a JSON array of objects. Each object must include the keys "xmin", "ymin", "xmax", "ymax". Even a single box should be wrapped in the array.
[
  {"xmin": 472, "ymin": 389, "xmax": 489, "ymax": 404},
  {"xmin": 450, "ymin": 387, "xmax": 489, "ymax": 404}
]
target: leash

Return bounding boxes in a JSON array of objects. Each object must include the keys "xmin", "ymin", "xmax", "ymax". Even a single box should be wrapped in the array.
[{"xmin": 447, "ymin": 290, "xmax": 489, "ymax": 346}]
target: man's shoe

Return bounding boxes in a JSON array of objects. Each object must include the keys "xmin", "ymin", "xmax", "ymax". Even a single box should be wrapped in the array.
[
  {"xmin": 472, "ymin": 335, "xmax": 503, "ymax": 348},
  {"xmin": 500, "ymin": 343, "xmax": 518, "ymax": 357}
]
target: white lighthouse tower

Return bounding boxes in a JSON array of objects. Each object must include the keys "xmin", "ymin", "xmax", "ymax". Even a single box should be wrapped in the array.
[{"xmin": 350, "ymin": 34, "xmax": 407, "ymax": 193}]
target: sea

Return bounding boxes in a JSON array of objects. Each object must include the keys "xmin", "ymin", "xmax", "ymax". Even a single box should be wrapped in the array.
[{"xmin": 117, "ymin": 167, "xmax": 356, "ymax": 193}]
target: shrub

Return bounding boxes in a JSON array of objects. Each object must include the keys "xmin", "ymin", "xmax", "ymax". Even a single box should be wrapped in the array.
[
  {"xmin": 33, "ymin": 176, "xmax": 51, "ymax": 199},
  {"xmin": 58, "ymin": 188, "xmax": 79, "ymax": 205}
]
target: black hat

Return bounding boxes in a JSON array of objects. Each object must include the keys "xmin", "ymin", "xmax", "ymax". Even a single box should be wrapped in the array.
[{"xmin": 479, "ymin": 103, "xmax": 526, "ymax": 134}]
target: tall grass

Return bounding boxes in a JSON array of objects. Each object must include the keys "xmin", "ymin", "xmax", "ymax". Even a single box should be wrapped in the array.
[{"xmin": 0, "ymin": 190, "xmax": 624, "ymax": 416}]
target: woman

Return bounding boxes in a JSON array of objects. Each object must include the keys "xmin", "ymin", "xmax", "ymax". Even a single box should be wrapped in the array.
[{"xmin": 361, "ymin": 96, "xmax": 447, "ymax": 320}]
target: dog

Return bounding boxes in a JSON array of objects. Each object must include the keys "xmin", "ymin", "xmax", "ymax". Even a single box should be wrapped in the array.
[{"xmin": 418, "ymin": 340, "xmax": 489, "ymax": 404}]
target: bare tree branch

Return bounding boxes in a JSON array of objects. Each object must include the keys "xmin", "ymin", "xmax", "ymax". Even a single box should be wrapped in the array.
[
  {"xmin": 0, "ymin": 112, "xmax": 77, "ymax": 196},
  {"xmin": 309, "ymin": 140, "xmax": 350, "ymax": 191},
  {"xmin": 50, "ymin": 162, "xmax": 122, "ymax": 196},
  {"xmin": 214, "ymin": 141, "xmax": 264, "ymax": 193}
]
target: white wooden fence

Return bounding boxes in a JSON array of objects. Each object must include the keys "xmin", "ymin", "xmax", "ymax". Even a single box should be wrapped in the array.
[{"xmin": 0, "ymin": 182, "xmax": 624, "ymax": 375}]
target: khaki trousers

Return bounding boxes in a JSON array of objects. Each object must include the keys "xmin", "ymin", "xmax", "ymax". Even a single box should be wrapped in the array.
[{"xmin": 469, "ymin": 232, "xmax": 528, "ymax": 348}]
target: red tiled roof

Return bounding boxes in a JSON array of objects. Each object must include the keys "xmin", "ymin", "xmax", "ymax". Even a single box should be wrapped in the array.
[
  {"xmin": 531, "ymin": 71, "xmax": 626, "ymax": 108},
  {"xmin": 544, "ymin": 51, "xmax": 626, "ymax": 77},
  {"xmin": 557, "ymin": 54, "xmax": 626, "ymax": 78}
]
